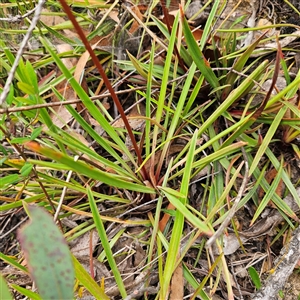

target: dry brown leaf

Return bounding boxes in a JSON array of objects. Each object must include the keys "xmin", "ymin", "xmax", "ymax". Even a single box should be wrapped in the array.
[
  {"xmin": 108, "ymin": 10, "xmax": 119, "ymax": 24},
  {"xmin": 112, "ymin": 104, "xmax": 146, "ymax": 130},
  {"xmin": 40, "ymin": 8, "xmax": 78, "ymax": 39},
  {"xmin": 258, "ymin": 167, "xmax": 285, "ymax": 203},
  {"xmin": 144, "ymin": 144, "xmax": 184, "ymax": 174},
  {"xmin": 40, "ymin": 8, "xmax": 66, "ymax": 27},
  {"xmin": 56, "ymin": 44, "xmax": 77, "ymax": 69},
  {"xmin": 74, "ymin": 41, "xmax": 101, "ymax": 88},
  {"xmin": 129, "ymin": 5, "xmax": 144, "ymax": 34},
  {"xmin": 170, "ymin": 253, "xmax": 184, "ymax": 300},
  {"xmin": 253, "ymin": 18, "xmax": 278, "ymax": 41},
  {"xmin": 70, "ymin": 229, "xmax": 99, "ymax": 257},
  {"xmin": 161, "ymin": 12, "xmax": 175, "ymax": 27},
  {"xmin": 47, "ymin": 43, "xmax": 90, "ymax": 129},
  {"xmin": 159, "ymin": 203, "xmax": 176, "ymax": 232},
  {"xmin": 48, "ymin": 44, "xmax": 78, "ymax": 129}
]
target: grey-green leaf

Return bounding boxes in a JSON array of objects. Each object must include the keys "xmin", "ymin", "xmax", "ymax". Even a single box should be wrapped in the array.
[{"xmin": 18, "ymin": 205, "xmax": 74, "ymax": 299}]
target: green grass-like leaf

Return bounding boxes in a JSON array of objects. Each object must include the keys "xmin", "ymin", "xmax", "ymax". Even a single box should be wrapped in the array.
[
  {"xmin": 181, "ymin": 9, "xmax": 220, "ymax": 94},
  {"xmin": 87, "ymin": 187, "xmax": 127, "ymax": 298},
  {"xmin": 160, "ymin": 130, "xmax": 200, "ymax": 298},
  {"xmin": 39, "ymin": 37, "xmax": 139, "ymax": 167},
  {"xmin": 248, "ymin": 266, "xmax": 261, "ymax": 289},
  {"xmin": 249, "ymin": 106, "xmax": 287, "ymax": 176},
  {"xmin": 72, "ymin": 255, "xmax": 110, "ymax": 300},
  {"xmin": 0, "ymin": 275, "xmax": 13, "ymax": 300},
  {"xmin": 25, "ymin": 141, "xmax": 154, "ymax": 193},
  {"xmin": 10, "ymin": 285, "xmax": 42, "ymax": 300}
]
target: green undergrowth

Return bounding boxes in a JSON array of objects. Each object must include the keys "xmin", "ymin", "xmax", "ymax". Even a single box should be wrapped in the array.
[{"xmin": 1, "ymin": 0, "xmax": 300, "ymax": 299}]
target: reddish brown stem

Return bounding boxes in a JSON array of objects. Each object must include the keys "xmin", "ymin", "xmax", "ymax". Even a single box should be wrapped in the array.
[
  {"xmin": 252, "ymin": 36, "xmax": 281, "ymax": 119},
  {"xmin": 57, "ymin": 0, "xmax": 148, "ymax": 181}
]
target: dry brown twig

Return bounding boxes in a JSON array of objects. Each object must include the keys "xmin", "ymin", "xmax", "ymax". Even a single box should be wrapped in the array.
[
  {"xmin": 0, "ymin": 87, "xmax": 148, "ymax": 114},
  {"xmin": 0, "ymin": 6, "xmax": 37, "ymax": 23},
  {"xmin": 252, "ymin": 225, "xmax": 300, "ymax": 300}
]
